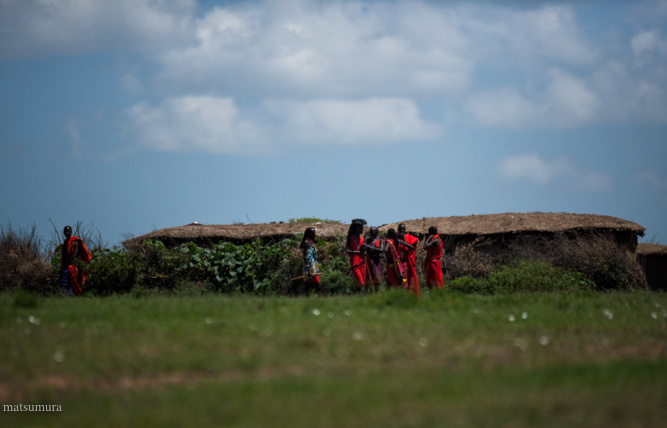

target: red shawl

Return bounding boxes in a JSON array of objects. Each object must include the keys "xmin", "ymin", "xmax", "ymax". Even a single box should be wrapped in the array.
[{"xmin": 64, "ymin": 236, "xmax": 92, "ymax": 295}]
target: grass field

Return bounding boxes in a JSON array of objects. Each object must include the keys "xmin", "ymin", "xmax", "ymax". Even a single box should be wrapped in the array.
[{"xmin": 1, "ymin": 289, "xmax": 665, "ymax": 427}]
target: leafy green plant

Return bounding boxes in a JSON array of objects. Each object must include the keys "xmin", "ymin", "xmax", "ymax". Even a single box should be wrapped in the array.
[
  {"xmin": 448, "ymin": 260, "xmax": 596, "ymax": 294},
  {"xmin": 85, "ymin": 247, "xmax": 139, "ymax": 295}
]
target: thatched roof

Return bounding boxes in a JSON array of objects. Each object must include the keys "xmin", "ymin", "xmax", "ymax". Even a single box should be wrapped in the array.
[
  {"xmin": 123, "ymin": 213, "xmax": 645, "ymax": 248},
  {"xmin": 122, "ymin": 221, "xmax": 349, "ymax": 248},
  {"xmin": 379, "ymin": 212, "xmax": 645, "ymax": 237},
  {"xmin": 637, "ymin": 243, "xmax": 667, "ymax": 256}
]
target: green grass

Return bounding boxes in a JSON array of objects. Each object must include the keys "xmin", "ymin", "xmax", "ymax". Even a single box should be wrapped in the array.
[{"xmin": 1, "ymin": 290, "xmax": 665, "ymax": 427}]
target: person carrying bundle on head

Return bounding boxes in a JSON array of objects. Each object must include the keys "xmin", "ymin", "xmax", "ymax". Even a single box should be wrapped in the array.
[
  {"xmin": 346, "ymin": 218, "xmax": 367, "ymax": 291},
  {"xmin": 59, "ymin": 225, "xmax": 92, "ymax": 296},
  {"xmin": 424, "ymin": 226, "xmax": 444, "ymax": 290}
]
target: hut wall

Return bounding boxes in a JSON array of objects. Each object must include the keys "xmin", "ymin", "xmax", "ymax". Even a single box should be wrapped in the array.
[
  {"xmin": 638, "ymin": 253, "xmax": 667, "ymax": 290},
  {"xmin": 442, "ymin": 229, "xmax": 646, "ymax": 286},
  {"xmin": 443, "ymin": 229, "xmax": 638, "ymax": 258}
]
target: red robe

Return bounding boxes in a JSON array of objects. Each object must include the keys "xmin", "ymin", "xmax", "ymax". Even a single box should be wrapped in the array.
[
  {"xmin": 425, "ymin": 235, "xmax": 444, "ymax": 289},
  {"xmin": 385, "ymin": 240, "xmax": 405, "ymax": 287},
  {"xmin": 348, "ymin": 235, "xmax": 366, "ymax": 288},
  {"xmin": 399, "ymin": 234, "xmax": 419, "ymax": 296},
  {"xmin": 365, "ymin": 238, "xmax": 383, "ymax": 286},
  {"xmin": 64, "ymin": 236, "xmax": 92, "ymax": 295}
]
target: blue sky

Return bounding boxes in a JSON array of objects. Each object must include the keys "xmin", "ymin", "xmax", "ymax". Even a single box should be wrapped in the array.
[{"xmin": 1, "ymin": 0, "xmax": 666, "ymax": 247}]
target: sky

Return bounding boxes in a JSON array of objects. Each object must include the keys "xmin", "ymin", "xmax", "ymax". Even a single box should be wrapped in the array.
[{"xmin": 1, "ymin": 0, "xmax": 666, "ymax": 247}]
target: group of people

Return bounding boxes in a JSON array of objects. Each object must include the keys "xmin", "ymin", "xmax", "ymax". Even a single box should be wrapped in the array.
[
  {"xmin": 61, "ymin": 220, "xmax": 442, "ymax": 297},
  {"xmin": 300, "ymin": 219, "xmax": 444, "ymax": 296}
]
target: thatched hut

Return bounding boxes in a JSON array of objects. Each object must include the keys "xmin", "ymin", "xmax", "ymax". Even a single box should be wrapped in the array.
[
  {"xmin": 122, "ymin": 221, "xmax": 349, "ymax": 249},
  {"xmin": 637, "ymin": 244, "xmax": 667, "ymax": 290},
  {"xmin": 380, "ymin": 213, "xmax": 647, "ymax": 289},
  {"xmin": 380, "ymin": 212, "xmax": 645, "ymax": 254},
  {"xmin": 123, "ymin": 213, "xmax": 652, "ymax": 289}
]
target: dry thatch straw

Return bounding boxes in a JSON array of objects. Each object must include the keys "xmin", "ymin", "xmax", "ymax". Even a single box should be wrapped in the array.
[
  {"xmin": 637, "ymin": 243, "xmax": 667, "ymax": 256},
  {"xmin": 379, "ymin": 212, "xmax": 645, "ymax": 237},
  {"xmin": 122, "ymin": 221, "xmax": 349, "ymax": 249},
  {"xmin": 124, "ymin": 213, "xmax": 645, "ymax": 249}
]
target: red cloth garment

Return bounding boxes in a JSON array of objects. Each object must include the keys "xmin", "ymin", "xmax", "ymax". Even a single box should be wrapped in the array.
[
  {"xmin": 399, "ymin": 234, "xmax": 420, "ymax": 296},
  {"xmin": 64, "ymin": 236, "xmax": 92, "ymax": 295},
  {"xmin": 365, "ymin": 238, "xmax": 383, "ymax": 285},
  {"xmin": 348, "ymin": 235, "xmax": 366, "ymax": 288},
  {"xmin": 425, "ymin": 235, "xmax": 444, "ymax": 289},
  {"xmin": 385, "ymin": 239, "xmax": 406, "ymax": 287}
]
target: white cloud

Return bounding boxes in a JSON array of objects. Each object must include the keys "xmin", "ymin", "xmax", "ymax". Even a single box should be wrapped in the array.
[
  {"xmin": 264, "ymin": 98, "xmax": 440, "ymax": 145},
  {"xmin": 3, "ymin": 0, "xmax": 666, "ymax": 147},
  {"xmin": 121, "ymin": 74, "xmax": 145, "ymax": 94},
  {"xmin": 636, "ymin": 169, "xmax": 667, "ymax": 191},
  {"xmin": 126, "ymin": 96, "xmax": 439, "ymax": 153},
  {"xmin": 0, "ymin": 0, "xmax": 195, "ymax": 58},
  {"xmin": 498, "ymin": 153, "xmax": 612, "ymax": 192},
  {"xmin": 466, "ymin": 69, "xmax": 599, "ymax": 128},
  {"xmin": 126, "ymin": 96, "xmax": 265, "ymax": 154},
  {"xmin": 466, "ymin": 4, "xmax": 596, "ymax": 67},
  {"xmin": 155, "ymin": 1, "xmax": 473, "ymax": 97},
  {"xmin": 66, "ymin": 117, "xmax": 85, "ymax": 158},
  {"xmin": 632, "ymin": 31, "xmax": 659, "ymax": 56}
]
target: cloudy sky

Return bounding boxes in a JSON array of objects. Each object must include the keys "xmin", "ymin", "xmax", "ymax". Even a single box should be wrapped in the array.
[{"xmin": 1, "ymin": 0, "xmax": 666, "ymax": 246}]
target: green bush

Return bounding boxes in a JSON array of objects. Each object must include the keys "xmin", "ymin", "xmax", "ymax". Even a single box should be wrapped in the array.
[
  {"xmin": 319, "ymin": 269, "xmax": 355, "ymax": 295},
  {"xmin": 85, "ymin": 247, "xmax": 139, "ymax": 295},
  {"xmin": 448, "ymin": 260, "xmax": 596, "ymax": 294}
]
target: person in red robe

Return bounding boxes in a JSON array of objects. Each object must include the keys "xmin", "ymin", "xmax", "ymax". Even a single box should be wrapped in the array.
[
  {"xmin": 346, "ymin": 219, "xmax": 367, "ymax": 291},
  {"xmin": 364, "ymin": 227, "xmax": 384, "ymax": 292},
  {"xmin": 397, "ymin": 223, "xmax": 419, "ymax": 296},
  {"xmin": 59, "ymin": 225, "xmax": 92, "ymax": 296},
  {"xmin": 424, "ymin": 226, "xmax": 444, "ymax": 289},
  {"xmin": 385, "ymin": 228, "xmax": 406, "ymax": 287}
]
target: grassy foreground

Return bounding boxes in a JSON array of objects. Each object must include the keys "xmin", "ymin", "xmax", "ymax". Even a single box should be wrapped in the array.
[{"xmin": 1, "ymin": 290, "xmax": 665, "ymax": 427}]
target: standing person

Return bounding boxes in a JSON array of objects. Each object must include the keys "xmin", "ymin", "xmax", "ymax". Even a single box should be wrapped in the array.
[
  {"xmin": 385, "ymin": 228, "xmax": 406, "ymax": 287},
  {"xmin": 300, "ymin": 227, "xmax": 321, "ymax": 294},
  {"xmin": 59, "ymin": 225, "xmax": 92, "ymax": 296},
  {"xmin": 364, "ymin": 227, "xmax": 384, "ymax": 292},
  {"xmin": 424, "ymin": 226, "xmax": 444, "ymax": 290},
  {"xmin": 346, "ymin": 218, "xmax": 367, "ymax": 291},
  {"xmin": 397, "ymin": 223, "xmax": 420, "ymax": 296}
]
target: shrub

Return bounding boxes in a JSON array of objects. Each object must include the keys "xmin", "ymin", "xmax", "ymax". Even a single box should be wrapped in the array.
[
  {"xmin": 448, "ymin": 260, "xmax": 595, "ymax": 294},
  {"xmin": 0, "ymin": 224, "xmax": 51, "ymax": 294},
  {"xmin": 319, "ymin": 269, "xmax": 355, "ymax": 295},
  {"xmin": 445, "ymin": 240, "xmax": 494, "ymax": 279},
  {"xmin": 252, "ymin": 238, "xmax": 302, "ymax": 295},
  {"xmin": 85, "ymin": 247, "xmax": 139, "ymax": 295},
  {"xmin": 445, "ymin": 231, "xmax": 648, "ymax": 291}
]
